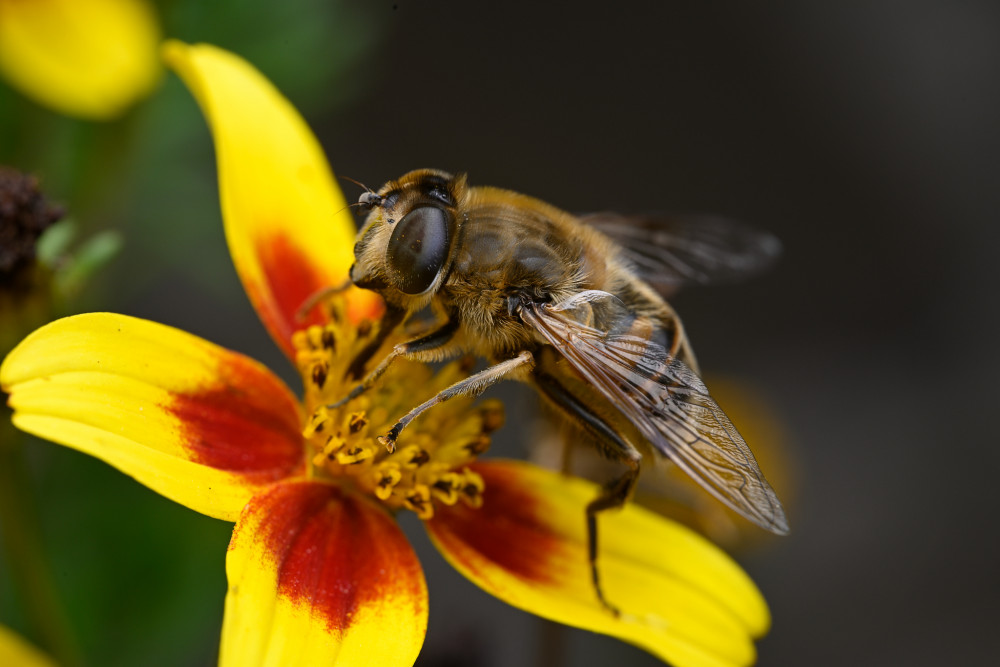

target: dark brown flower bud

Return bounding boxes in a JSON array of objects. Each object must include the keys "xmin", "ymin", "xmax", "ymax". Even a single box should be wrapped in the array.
[{"xmin": 0, "ymin": 167, "xmax": 64, "ymax": 288}]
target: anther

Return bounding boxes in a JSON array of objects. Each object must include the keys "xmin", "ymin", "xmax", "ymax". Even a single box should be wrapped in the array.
[
  {"xmin": 322, "ymin": 436, "xmax": 344, "ymax": 457},
  {"xmin": 305, "ymin": 325, "xmax": 324, "ymax": 350},
  {"xmin": 460, "ymin": 469, "xmax": 485, "ymax": 508},
  {"xmin": 373, "ymin": 463, "xmax": 402, "ymax": 500},
  {"xmin": 430, "ymin": 472, "xmax": 461, "ymax": 505},
  {"xmin": 311, "ymin": 362, "xmax": 329, "ymax": 389},
  {"xmin": 303, "ymin": 407, "xmax": 331, "ymax": 438},
  {"xmin": 408, "ymin": 448, "xmax": 430, "ymax": 467},
  {"xmin": 479, "ymin": 400, "xmax": 504, "ymax": 433},
  {"xmin": 320, "ymin": 328, "xmax": 336, "ymax": 350},
  {"xmin": 348, "ymin": 413, "xmax": 368, "ymax": 434},
  {"xmin": 463, "ymin": 435, "xmax": 490, "ymax": 456},
  {"xmin": 404, "ymin": 486, "xmax": 433, "ymax": 519},
  {"xmin": 336, "ymin": 445, "xmax": 374, "ymax": 465}
]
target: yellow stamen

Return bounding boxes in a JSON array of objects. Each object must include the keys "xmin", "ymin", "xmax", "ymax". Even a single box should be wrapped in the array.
[
  {"xmin": 429, "ymin": 471, "xmax": 461, "ymax": 505},
  {"xmin": 302, "ymin": 406, "xmax": 331, "ymax": 438},
  {"xmin": 373, "ymin": 463, "xmax": 402, "ymax": 500},
  {"xmin": 404, "ymin": 485, "xmax": 433, "ymax": 519},
  {"xmin": 292, "ymin": 309, "xmax": 504, "ymax": 518},
  {"xmin": 335, "ymin": 444, "xmax": 374, "ymax": 465},
  {"xmin": 459, "ymin": 468, "xmax": 485, "ymax": 508}
]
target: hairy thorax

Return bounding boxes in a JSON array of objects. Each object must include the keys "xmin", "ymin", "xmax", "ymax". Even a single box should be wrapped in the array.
[{"xmin": 441, "ymin": 193, "xmax": 600, "ymax": 357}]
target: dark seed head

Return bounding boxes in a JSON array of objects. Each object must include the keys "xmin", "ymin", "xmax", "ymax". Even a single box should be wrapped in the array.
[{"xmin": 0, "ymin": 167, "xmax": 63, "ymax": 286}]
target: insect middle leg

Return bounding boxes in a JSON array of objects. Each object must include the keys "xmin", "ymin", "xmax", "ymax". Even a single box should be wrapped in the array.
[
  {"xmin": 534, "ymin": 371, "xmax": 641, "ymax": 617},
  {"xmin": 378, "ymin": 350, "xmax": 535, "ymax": 452}
]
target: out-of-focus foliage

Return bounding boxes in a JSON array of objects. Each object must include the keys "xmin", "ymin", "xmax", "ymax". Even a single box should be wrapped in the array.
[
  {"xmin": 0, "ymin": 0, "xmax": 380, "ymax": 305},
  {"xmin": 0, "ymin": 3, "xmax": 383, "ymax": 665}
]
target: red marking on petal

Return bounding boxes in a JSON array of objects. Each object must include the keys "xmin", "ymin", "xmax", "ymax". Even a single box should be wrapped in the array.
[
  {"xmin": 253, "ymin": 233, "xmax": 332, "ymax": 357},
  {"xmin": 429, "ymin": 462, "xmax": 569, "ymax": 585},
  {"xmin": 245, "ymin": 481, "xmax": 425, "ymax": 633},
  {"xmin": 345, "ymin": 288, "xmax": 385, "ymax": 324},
  {"xmin": 166, "ymin": 354, "xmax": 304, "ymax": 477}
]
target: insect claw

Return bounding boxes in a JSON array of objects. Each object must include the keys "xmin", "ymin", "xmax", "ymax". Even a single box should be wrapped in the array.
[
  {"xmin": 596, "ymin": 590, "xmax": 622, "ymax": 618},
  {"xmin": 379, "ymin": 423, "xmax": 404, "ymax": 453},
  {"xmin": 377, "ymin": 434, "xmax": 396, "ymax": 453}
]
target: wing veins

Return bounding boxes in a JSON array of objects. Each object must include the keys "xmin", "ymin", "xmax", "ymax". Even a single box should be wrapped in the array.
[{"xmin": 523, "ymin": 300, "xmax": 789, "ymax": 534}]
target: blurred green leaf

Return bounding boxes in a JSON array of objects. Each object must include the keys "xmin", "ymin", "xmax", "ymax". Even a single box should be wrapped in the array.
[
  {"xmin": 34, "ymin": 219, "xmax": 78, "ymax": 268},
  {"xmin": 53, "ymin": 231, "xmax": 123, "ymax": 300}
]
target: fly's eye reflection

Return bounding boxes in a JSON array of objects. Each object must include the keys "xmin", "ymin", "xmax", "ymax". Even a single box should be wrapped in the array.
[{"xmin": 386, "ymin": 206, "xmax": 450, "ymax": 294}]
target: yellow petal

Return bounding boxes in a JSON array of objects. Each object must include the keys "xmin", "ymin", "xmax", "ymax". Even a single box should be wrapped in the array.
[
  {"xmin": 0, "ymin": 625, "xmax": 57, "ymax": 667},
  {"xmin": 427, "ymin": 460, "xmax": 769, "ymax": 667},
  {"xmin": 1, "ymin": 313, "xmax": 305, "ymax": 521},
  {"xmin": 0, "ymin": 0, "xmax": 160, "ymax": 119},
  {"xmin": 221, "ymin": 480, "xmax": 427, "ymax": 667},
  {"xmin": 163, "ymin": 41, "xmax": 381, "ymax": 360}
]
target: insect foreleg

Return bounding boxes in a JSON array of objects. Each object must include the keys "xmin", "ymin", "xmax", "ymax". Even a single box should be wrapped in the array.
[
  {"xmin": 329, "ymin": 316, "xmax": 459, "ymax": 409},
  {"xmin": 378, "ymin": 350, "xmax": 534, "ymax": 452},
  {"xmin": 295, "ymin": 278, "xmax": 354, "ymax": 321},
  {"xmin": 534, "ymin": 371, "xmax": 641, "ymax": 617},
  {"xmin": 345, "ymin": 306, "xmax": 405, "ymax": 380}
]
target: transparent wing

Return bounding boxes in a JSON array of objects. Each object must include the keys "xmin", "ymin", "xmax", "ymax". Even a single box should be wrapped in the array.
[
  {"xmin": 580, "ymin": 213, "xmax": 781, "ymax": 291},
  {"xmin": 521, "ymin": 291, "xmax": 789, "ymax": 534}
]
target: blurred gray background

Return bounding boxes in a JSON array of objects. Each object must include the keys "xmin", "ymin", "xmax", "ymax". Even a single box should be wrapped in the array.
[{"xmin": 338, "ymin": 4, "xmax": 1000, "ymax": 665}]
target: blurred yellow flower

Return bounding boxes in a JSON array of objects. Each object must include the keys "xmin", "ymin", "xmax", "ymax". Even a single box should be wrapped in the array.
[
  {"xmin": 0, "ymin": 0, "xmax": 160, "ymax": 119},
  {"xmin": 0, "ymin": 625, "xmax": 56, "ymax": 667}
]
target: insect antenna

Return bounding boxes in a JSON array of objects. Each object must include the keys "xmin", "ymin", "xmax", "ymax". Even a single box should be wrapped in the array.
[
  {"xmin": 331, "ymin": 200, "xmax": 370, "ymax": 220},
  {"xmin": 339, "ymin": 175, "xmax": 376, "ymax": 195},
  {"xmin": 339, "ymin": 175, "xmax": 383, "ymax": 211}
]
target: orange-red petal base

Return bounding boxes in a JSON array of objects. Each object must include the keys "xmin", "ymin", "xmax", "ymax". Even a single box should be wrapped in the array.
[
  {"xmin": 428, "ymin": 460, "xmax": 769, "ymax": 667},
  {"xmin": 221, "ymin": 480, "xmax": 428, "ymax": 666}
]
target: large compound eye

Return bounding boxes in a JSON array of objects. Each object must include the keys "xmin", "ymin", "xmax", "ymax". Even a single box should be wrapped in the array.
[{"xmin": 386, "ymin": 206, "xmax": 451, "ymax": 294}]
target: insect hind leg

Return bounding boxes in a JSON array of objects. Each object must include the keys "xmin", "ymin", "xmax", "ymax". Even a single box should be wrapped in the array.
[
  {"xmin": 586, "ymin": 457, "xmax": 639, "ymax": 616},
  {"xmin": 534, "ymin": 371, "xmax": 641, "ymax": 616}
]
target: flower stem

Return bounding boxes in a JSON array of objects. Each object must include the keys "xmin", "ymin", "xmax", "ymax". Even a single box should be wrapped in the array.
[{"xmin": 0, "ymin": 413, "xmax": 82, "ymax": 667}]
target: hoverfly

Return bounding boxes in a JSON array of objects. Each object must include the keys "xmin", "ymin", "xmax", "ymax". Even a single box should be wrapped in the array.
[{"xmin": 329, "ymin": 169, "xmax": 788, "ymax": 611}]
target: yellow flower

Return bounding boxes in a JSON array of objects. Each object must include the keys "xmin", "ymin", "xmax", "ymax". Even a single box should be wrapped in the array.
[
  {"xmin": 1, "ymin": 42, "xmax": 772, "ymax": 666},
  {"xmin": 0, "ymin": 0, "xmax": 160, "ymax": 119},
  {"xmin": 0, "ymin": 625, "xmax": 57, "ymax": 667}
]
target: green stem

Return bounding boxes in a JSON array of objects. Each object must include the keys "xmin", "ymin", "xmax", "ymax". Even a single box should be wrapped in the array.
[{"xmin": 0, "ymin": 414, "xmax": 82, "ymax": 667}]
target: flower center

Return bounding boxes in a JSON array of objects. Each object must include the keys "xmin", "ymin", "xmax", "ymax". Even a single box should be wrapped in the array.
[{"xmin": 292, "ymin": 312, "xmax": 502, "ymax": 519}]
